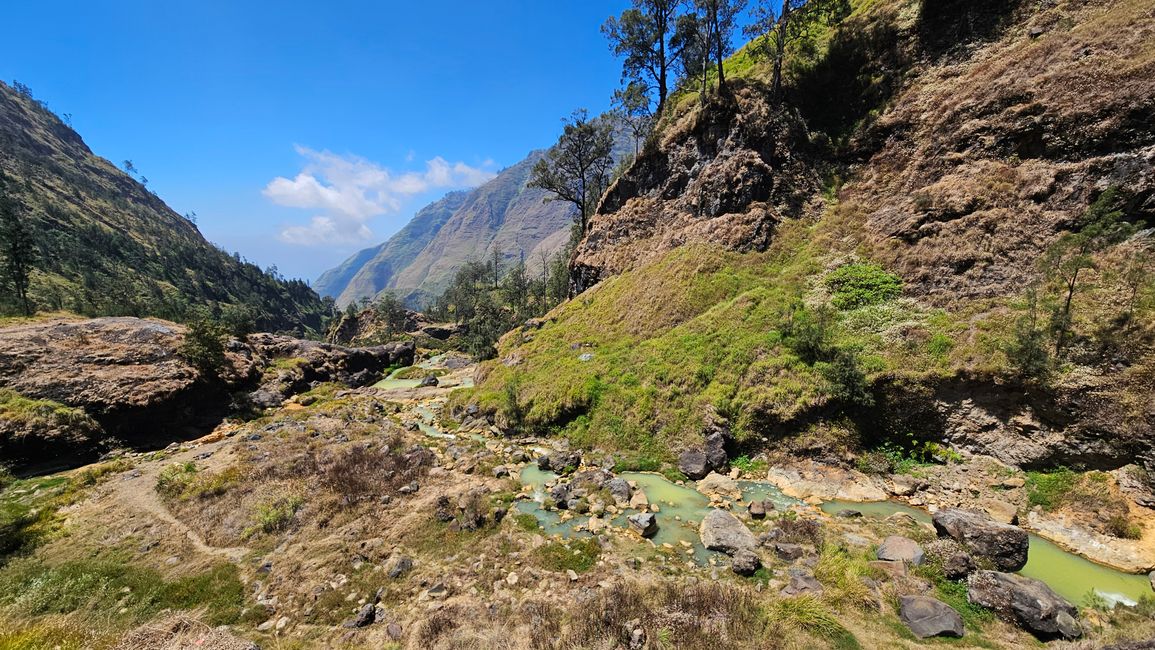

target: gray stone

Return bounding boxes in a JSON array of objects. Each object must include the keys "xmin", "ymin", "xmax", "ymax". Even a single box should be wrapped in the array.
[
  {"xmin": 877, "ymin": 535, "xmax": 925, "ymax": 566},
  {"xmin": 747, "ymin": 499, "xmax": 767, "ymax": 519},
  {"xmin": 731, "ymin": 549, "xmax": 762, "ymax": 576},
  {"xmin": 942, "ymin": 552, "xmax": 976, "ymax": 580},
  {"xmin": 343, "ymin": 603, "xmax": 377, "ymax": 628},
  {"xmin": 539, "ymin": 450, "xmax": 582, "ymax": 473},
  {"xmin": 705, "ymin": 431, "xmax": 730, "ymax": 472},
  {"xmin": 418, "ymin": 374, "xmax": 439, "ymax": 388},
  {"xmin": 836, "ymin": 509, "xmax": 863, "ymax": 518},
  {"xmin": 627, "ymin": 512, "xmax": 658, "ymax": 538},
  {"xmin": 607, "ymin": 478, "xmax": 632, "ymax": 504},
  {"xmin": 699, "ymin": 509, "xmax": 758, "ymax": 555},
  {"xmin": 774, "ymin": 542, "xmax": 805, "ymax": 561},
  {"xmin": 385, "ymin": 555, "xmax": 413, "ymax": 579},
  {"xmin": 678, "ymin": 448, "xmax": 710, "ymax": 480},
  {"xmin": 899, "ymin": 595, "xmax": 964, "ymax": 639},
  {"xmin": 967, "ymin": 571, "xmax": 1081, "ymax": 639},
  {"xmin": 933, "ymin": 509, "xmax": 1028, "ymax": 571},
  {"xmin": 549, "ymin": 483, "xmax": 571, "ymax": 508},
  {"xmin": 781, "ymin": 568, "xmax": 823, "ymax": 596}
]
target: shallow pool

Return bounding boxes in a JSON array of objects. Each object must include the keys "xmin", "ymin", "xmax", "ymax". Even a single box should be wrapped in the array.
[{"xmin": 821, "ymin": 499, "xmax": 1152, "ymax": 607}]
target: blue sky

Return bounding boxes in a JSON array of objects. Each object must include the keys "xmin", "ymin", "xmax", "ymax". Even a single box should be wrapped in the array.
[{"xmin": 0, "ymin": 1, "xmax": 639, "ymax": 281}]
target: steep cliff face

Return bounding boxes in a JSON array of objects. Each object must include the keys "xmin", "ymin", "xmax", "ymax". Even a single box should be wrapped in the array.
[
  {"xmin": 467, "ymin": 0, "xmax": 1155, "ymax": 475},
  {"xmin": 573, "ymin": 87, "xmax": 825, "ymax": 292},
  {"xmin": 316, "ymin": 152, "xmax": 574, "ymax": 308},
  {"xmin": 0, "ymin": 82, "xmax": 326, "ymax": 334}
]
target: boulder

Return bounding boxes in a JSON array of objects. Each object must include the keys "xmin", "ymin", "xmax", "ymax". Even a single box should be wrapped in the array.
[
  {"xmin": 417, "ymin": 375, "xmax": 439, "ymax": 388},
  {"xmin": 607, "ymin": 478, "xmax": 632, "ymax": 504},
  {"xmin": 899, "ymin": 595, "xmax": 964, "ymax": 639},
  {"xmin": 343, "ymin": 603, "xmax": 377, "ymax": 628},
  {"xmin": 836, "ymin": 509, "xmax": 863, "ymax": 518},
  {"xmin": 942, "ymin": 552, "xmax": 976, "ymax": 580},
  {"xmin": 538, "ymin": 450, "xmax": 582, "ymax": 473},
  {"xmin": 696, "ymin": 472, "xmax": 741, "ymax": 499},
  {"xmin": 385, "ymin": 555, "xmax": 413, "ymax": 579},
  {"xmin": 966, "ymin": 571, "xmax": 1081, "ymax": 639},
  {"xmin": 704, "ymin": 431, "xmax": 730, "ymax": 472},
  {"xmin": 699, "ymin": 509, "xmax": 758, "ymax": 555},
  {"xmin": 933, "ymin": 509, "xmax": 1028, "ymax": 571},
  {"xmin": 731, "ymin": 549, "xmax": 762, "ymax": 576},
  {"xmin": 876, "ymin": 536, "xmax": 925, "ymax": 566},
  {"xmin": 678, "ymin": 449, "xmax": 710, "ymax": 480},
  {"xmin": 627, "ymin": 512, "xmax": 658, "ymax": 538},
  {"xmin": 747, "ymin": 500, "xmax": 767, "ymax": 519},
  {"xmin": 978, "ymin": 498, "xmax": 1018, "ymax": 525}
]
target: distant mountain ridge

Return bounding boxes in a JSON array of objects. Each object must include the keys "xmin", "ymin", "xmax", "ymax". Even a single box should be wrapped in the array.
[
  {"xmin": 317, "ymin": 150, "xmax": 575, "ymax": 308},
  {"xmin": 0, "ymin": 80, "xmax": 326, "ymax": 334}
]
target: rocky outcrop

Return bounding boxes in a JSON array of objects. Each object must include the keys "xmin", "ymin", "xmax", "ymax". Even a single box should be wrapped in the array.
[
  {"xmin": 966, "ymin": 570, "xmax": 1081, "ymax": 640},
  {"xmin": 765, "ymin": 461, "xmax": 887, "ymax": 501},
  {"xmin": 572, "ymin": 87, "xmax": 824, "ymax": 291},
  {"xmin": 933, "ymin": 508, "xmax": 1029, "ymax": 571},
  {"xmin": 0, "ymin": 317, "xmax": 412, "ymax": 469}
]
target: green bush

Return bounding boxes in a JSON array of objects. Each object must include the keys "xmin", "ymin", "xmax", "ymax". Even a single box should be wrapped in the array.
[
  {"xmin": 1026, "ymin": 468, "xmax": 1078, "ymax": 510},
  {"xmin": 243, "ymin": 496, "xmax": 303, "ymax": 538},
  {"xmin": 179, "ymin": 318, "xmax": 228, "ymax": 378},
  {"xmin": 534, "ymin": 537, "xmax": 600, "ymax": 573},
  {"xmin": 825, "ymin": 263, "xmax": 902, "ymax": 310}
]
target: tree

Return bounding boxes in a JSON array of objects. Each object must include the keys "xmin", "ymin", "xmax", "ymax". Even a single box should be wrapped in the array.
[
  {"xmin": 122, "ymin": 160, "xmax": 137, "ymax": 175},
  {"xmin": 1041, "ymin": 187, "xmax": 1138, "ymax": 356},
  {"xmin": 374, "ymin": 291, "xmax": 408, "ymax": 337},
  {"xmin": 696, "ymin": 0, "xmax": 746, "ymax": 93},
  {"xmin": 612, "ymin": 83, "xmax": 653, "ymax": 157},
  {"xmin": 745, "ymin": 0, "xmax": 851, "ymax": 96},
  {"xmin": 528, "ymin": 109, "xmax": 615, "ymax": 236},
  {"xmin": 672, "ymin": 12, "xmax": 711, "ymax": 95},
  {"xmin": 602, "ymin": 1, "xmax": 681, "ymax": 116},
  {"xmin": 0, "ymin": 179, "xmax": 37, "ymax": 316}
]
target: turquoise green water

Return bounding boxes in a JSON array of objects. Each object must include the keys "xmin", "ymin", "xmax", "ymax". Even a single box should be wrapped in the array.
[
  {"xmin": 515, "ymin": 467, "xmax": 799, "ymax": 565},
  {"xmin": 821, "ymin": 499, "xmax": 1152, "ymax": 607}
]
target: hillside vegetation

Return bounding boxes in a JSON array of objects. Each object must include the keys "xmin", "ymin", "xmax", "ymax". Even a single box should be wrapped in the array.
[
  {"xmin": 462, "ymin": 0, "xmax": 1155, "ymax": 474},
  {"xmin": 0, "ymin": 81, "xmax": 327, "ymax": 334}
]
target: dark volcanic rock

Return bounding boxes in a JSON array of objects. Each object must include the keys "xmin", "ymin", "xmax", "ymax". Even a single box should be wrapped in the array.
[
  {"xmin": 678, "ymin": 448, "xmax": 710, "ymax": 480},
  {"xmin": 899, "ymin": 595, "xmax": 964, "ymax": 639},
  {"xmin": 731, "ymin": 549, "xmax": 762, "ymax": 576},
  {"xmin": 933, "ymin": 509, "xmax": 1029, "ymax": 571},
  {"xmin": 627, "ymin": 512, "xmax": 658, "ymax": 538},
  {"xmin": 967, "ymin": 570, "xmax": 1081, "ymax": 639}
]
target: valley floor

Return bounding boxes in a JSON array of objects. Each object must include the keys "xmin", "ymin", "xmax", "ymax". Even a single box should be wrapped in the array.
[{"xmin": 1, "ymin": 354, "xmax": 1153, "ymax": 650}]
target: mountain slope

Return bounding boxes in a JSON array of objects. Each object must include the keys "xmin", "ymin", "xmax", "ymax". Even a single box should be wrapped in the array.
[
  {"xmin": 464, "ymin": 0, "xmax": 1155, "ymax": 472},
  {"xmin": 317, "ymin": 151, "xmax": 575, "ymax": 308},
  {"xmin": 0, "ymin": 81, "xmax": 326, "ymax": 334},
  {"xmin": 316, "ymin": 190, "xmax": 469, "ymax": 305}
]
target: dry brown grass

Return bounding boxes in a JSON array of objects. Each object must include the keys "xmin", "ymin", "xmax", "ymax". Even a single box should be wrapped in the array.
[{"xmin": 113, "ymin": 614, "xmax": 256, "ymax": 650}]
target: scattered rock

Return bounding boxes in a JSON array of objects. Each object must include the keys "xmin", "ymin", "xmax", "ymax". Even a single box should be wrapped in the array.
[
  {"xmin": 747, "ymin": 500, "xmax": 767, "ymax": 519},
  {"xmin": 774, "ymin": 543, "xmax": 805, "ymax": 561},
  {"xmin": 877, "ymin": 536, "xmax": 925, "ymax": 566},
  {"xmin": 942, "ymin": 552, "xmax": 977, "ymax": 580},
  {"xmin": 731, "ymin": 549, "xmax": 762, "ymax": 576},
  {"xmin": 899, "ymin": 595, "xmax": 964, "ymax": 639},
  {"xmin": 343, "ymin": 603, "xmax": 377, "ymax": 628},
  {"xmin": 385, "ymin": 623, "xmax": 403, "ymax": 641},
  {"xmin": 967, "ymin": 570, "xmax": 1081, "ymax": 639},
  {"xmin": 933, "ymin": 509, "xmax": 1028, "ymax": 571},
  {"xmin": 868, "ymin": 559, "xmax": 907, "ymax": 579},
  {"xmin": 836, "ymin": 509, "xmax": 863, "ymax": 518},
  {"xmin": 385, "ymin": 555, "xmax": 413, "ymax": 579},
  {"xmin": 781, "ymin": 568, "xmax": 823, "ymax": 596},
  {"xmin": 889, "ymin": 474, "xmax": 923, "ymax": 496},
  {"xmin": 628, "ymin": 512, "xmax": 659, "ymax": 538},
  {"xmin": 418, "ymin": 375, "xmax": 439, "ymax": 388},
  {"xmin": 699, "ymin": 509, "xmax": 758, "ymax": 555},
  {"xmin": 978, "ymin": 498, "xmax": 1018, "ymax": 525}
]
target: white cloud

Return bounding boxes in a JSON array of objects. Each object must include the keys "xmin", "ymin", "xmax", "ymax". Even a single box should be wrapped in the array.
[{"xmin": 266, "ymin": 146, "xmax": 496, "ymax": 245}]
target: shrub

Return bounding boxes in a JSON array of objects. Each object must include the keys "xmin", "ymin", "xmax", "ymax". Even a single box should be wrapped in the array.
[
  {"xmin": 243, "ymin": 496, "xmax": 303, "ymax": 538},
  {"xmin": 1025, "ymin": 468, "xmax": 1078, "ymax": 510},
  {"xmin": 179, "ymin": 318, "xmax": 228, "ymax": 379},
  {"xmin": 155, "ymin": 462, "xmax": 198, "ymax": 500},
  {"xmin": 825, "ymin": 263, "xmax": 902, "ymax": 310},
  {"xmin": 732, "ymin": 455, "xmax": 769, "ymax": 475},
  {"xmin": 782, "ymin": 304, "xmax": 837, "ymax": 363},
  {"xmin": 315, "ymin": 442, "xmax": 433, "ymax": 504},
  {"xmin": 535, "ymin": 537, "xmax": 600, "ymax": 573}
]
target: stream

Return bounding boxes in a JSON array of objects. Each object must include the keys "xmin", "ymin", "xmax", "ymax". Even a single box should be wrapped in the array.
[{"xmin": 514, "ymin": 464, "xmax": 1152, "ymax": 608}]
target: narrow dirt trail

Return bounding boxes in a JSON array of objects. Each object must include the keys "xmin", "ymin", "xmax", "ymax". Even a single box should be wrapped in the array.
[{"xmin": 108, "ymin": 438, "xmax": 250, "ymax": 564}]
